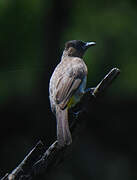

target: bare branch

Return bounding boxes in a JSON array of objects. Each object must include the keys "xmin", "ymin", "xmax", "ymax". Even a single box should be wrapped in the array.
[{"xmin": 1, "ymin": 68, "xmax": 120, "ymax": 180}]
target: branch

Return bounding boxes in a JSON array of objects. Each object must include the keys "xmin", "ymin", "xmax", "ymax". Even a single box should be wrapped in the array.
[{"xmin": 1, "ymin": 68, "xmax": 120, "ymax": 180}]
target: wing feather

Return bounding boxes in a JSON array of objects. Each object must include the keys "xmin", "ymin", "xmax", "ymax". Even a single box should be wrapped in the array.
[
  {"xmin": 57, "ymin": 77, "xmax": 81, "ymax": 109},
  {"xmin": 54, "ymin": 58, "xmax": 87, "ymax": 110}
]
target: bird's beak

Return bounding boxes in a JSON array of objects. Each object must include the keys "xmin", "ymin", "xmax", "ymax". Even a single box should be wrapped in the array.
[{"xmin": 85, "ymin": 41, "xmax": 96, "ymax": 48}]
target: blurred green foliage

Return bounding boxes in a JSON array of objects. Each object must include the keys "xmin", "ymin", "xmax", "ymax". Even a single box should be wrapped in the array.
[
  {"xmin": 62, "ymin": 0, "xmax": 137, "ymax": 98},
  {"xmin": 0, "ymin": 0, "xmax": 137, "ymax": 104},
  {"xmin": 65, "ymin": 0, "xmax": 137, "ymax": 99},
  {"xmin": 0, "ymin": 0, "xmax": 45, "ymax": 103}
]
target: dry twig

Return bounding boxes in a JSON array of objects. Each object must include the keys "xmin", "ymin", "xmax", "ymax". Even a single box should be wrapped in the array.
[{"xmin": 1, "ymin": 68, "xmax": 120, "ymax": 180}]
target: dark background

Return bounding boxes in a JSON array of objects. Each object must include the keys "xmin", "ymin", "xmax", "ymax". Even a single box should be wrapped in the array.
[{"xmin": 0, "ymin": 0, "xmax": 137, "ymax": 179}]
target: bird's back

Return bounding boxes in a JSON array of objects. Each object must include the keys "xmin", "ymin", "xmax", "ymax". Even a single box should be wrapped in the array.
[{"xmin": 49, "ymin": 57, "xmax": 87, "ymax": 113}]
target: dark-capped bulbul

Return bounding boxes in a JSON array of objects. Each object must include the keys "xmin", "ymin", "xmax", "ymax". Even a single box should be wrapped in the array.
[{"xmin": 49, "ymin": 40, "xmax": 96, "ymax": 147}]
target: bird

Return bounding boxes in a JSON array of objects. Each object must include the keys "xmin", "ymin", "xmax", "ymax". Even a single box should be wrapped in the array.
[{"xmin": 49, "ymin": 40, "xmax": 96, "ymax": 147}]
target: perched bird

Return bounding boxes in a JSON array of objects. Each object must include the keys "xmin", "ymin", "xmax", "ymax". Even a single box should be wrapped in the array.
[{"xmin": 49, "ymin": 40, "xmax": 96, "ymax": 147}]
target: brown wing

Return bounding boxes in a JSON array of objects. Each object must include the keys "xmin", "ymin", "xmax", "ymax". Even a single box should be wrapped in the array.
[
  {"xmin": 55, "ymin": 59, "xmax": 87, "ymax": 110},
  {"xmin": 56, "ymin": 76, "xmax": 82, "ymax": 109}
]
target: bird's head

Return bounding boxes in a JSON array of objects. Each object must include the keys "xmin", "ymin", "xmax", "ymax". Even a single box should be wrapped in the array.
[{"xmin": 63, "ymin": 40, "xmax": 96, "ymax": 58}]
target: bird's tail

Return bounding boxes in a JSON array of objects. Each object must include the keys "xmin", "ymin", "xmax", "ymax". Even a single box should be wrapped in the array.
[{"xmin": 56, "ymin": 106, "xmax": 72, "ymax": 147}]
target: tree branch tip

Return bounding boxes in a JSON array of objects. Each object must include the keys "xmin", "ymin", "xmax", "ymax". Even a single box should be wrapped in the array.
[
  {"xmin": 109, "ymin": 67, "xmax": 120, "ymax": 76},
  {"xmin": 112, "ymin": 67, "xmax": 120, "ymax": 72},
  {"xmin": 92, "ymin": 67, "xmax": 120, "ymax": 96}
]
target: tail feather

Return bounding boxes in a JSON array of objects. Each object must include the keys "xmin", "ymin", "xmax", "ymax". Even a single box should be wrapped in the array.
[{"xmin": 56, "ymin": 106, "xmax": 72, "ymax": 147}]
